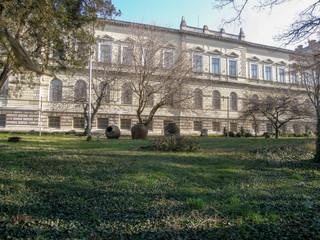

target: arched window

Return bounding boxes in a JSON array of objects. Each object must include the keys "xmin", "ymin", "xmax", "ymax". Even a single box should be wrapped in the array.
[
  {"xmin": 266, "ymin": 96, "xmax": 272, "ymax": 104},
  {"xmin": 145, "ymin": 85, "xmax": 154, "ymax": 107},
  {"xmin": 304, "ymin": 99, "xmax": 310, "ymax": 109},
  {"xmin": 74, "ymin": 80, "xmax": 87, "ymax": 101},
  {"xmin": 230, "ymin": 92, "xmax": 238, "ymax": 111},
  {"xmin": 121, "ymin": 84, "xmax": 132, "ymax": 105},
  {"xmin": 252, "ymin": 94, "xmax": 259, "ymax": 102},
  {"xmin": 165, "ymin": 88, "xmax": 174, "ymax": 106},
  {"xmin": 99, "ymin": 82, "xmax": 110, "ymax": 103},
  {"xmin": 212, "ymin": 90, "xmax": 221, "ymax": 110},
  {"xmin": 49, "ymin": 79, "xmax": 62, "ymax": 101},
  {"xmin": 194, "ymin": 89, "xmax": 203, "ymax": 109}
]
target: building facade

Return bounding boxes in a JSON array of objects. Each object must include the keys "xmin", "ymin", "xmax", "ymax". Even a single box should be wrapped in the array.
[{"xmin": 0, "ymin": 18, "xmax": 315, "ymax": 135}]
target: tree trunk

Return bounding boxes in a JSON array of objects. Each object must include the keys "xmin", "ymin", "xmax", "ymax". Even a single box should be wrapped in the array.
[
  {"xmin": 275, "ymin": 126, "xmax": 279, "ymax": 139},
  {"xmin": 314, "ymin": 115, "xmax": 320, "ymax": 163},
  {"xmin": 0, "ymin": 64, "xmax": 11, "ymax": 90}
]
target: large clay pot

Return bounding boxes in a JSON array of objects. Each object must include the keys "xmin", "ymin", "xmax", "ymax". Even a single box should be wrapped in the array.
[
  {"xmin": 165, "ymin": 122, "xmax": 180, "ymax": 136},
  {"xmin": 131, "ymin": 123, "xmax": 148, "ymax": 139},
  {"xmin": 106, "ymin": 125, "xmax": 120, "ymax": 139}
]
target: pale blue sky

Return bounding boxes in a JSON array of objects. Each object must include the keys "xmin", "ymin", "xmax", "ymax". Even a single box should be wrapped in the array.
[{"xmin": 112, "ymin": 0, "xmax": 316, "ymax": 49}]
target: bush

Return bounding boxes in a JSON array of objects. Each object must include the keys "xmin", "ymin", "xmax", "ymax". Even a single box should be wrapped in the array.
[
  {"xmin": 235, "ymin": 132, "xmax": 241, "ymax": 137},
  {"xmin": 244, "ymin": 132, "xmax": 253, "ymax": 138},
  {"xmin": 66, "ymin": 130, "xmax": 77, "ymax": 135},
  {"xmin": 223, "ymin": 127, "xmax": 227, "ymax": 136},
  {"xmin": 228, "ymin": 131, "xmax": 235, "ymax": 137},
  {"xmin": 149, "ymin": 135, "xmax": 200, "ymax": 152},
  {"xmin": 240, "ymin": 126, "xmax": 245, "ymax": 137},
  {"xmin": 262, "ymin": 132, "xmax": 271, "ymax": 139},
  {"xmin": 304, "ymin": 131, "xmax": 313, "ymax": 138},
  {"xmin": 165, "ymin": 123, "xmax": 180, "ymax": 136}
]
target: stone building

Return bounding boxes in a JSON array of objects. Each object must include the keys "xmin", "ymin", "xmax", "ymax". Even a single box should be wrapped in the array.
[{"xmin": 0, "ymin": 18, "xmax": 315, "ymax": 135}]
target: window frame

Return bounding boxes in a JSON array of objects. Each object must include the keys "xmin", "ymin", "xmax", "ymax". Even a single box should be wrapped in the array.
[
  {"xmin": 143, "ymin": 48, "xmax": 155, "ymax": 67},
  {"xmin": 212, "ymin": 121, "xmax": 220, "ymax": 132},
  {"xmin": 120, "ymin": 119, "xmax": 131, "ymax": 130},
  {"xmin": 290, "ymin": 71, "xmax": 297, "ymax": 84},
  {"xmin": 74, "ymin": 80, "xmax": 87, "ymax": 102},
  {"xmin": 163, "ymin": 49, "xmax": 175, "ymax": 68},
  {"xmin": 121, "ymin": 44, "xmax": 134, "ymax": 65},
  {"xmin": 193, "ymin": 53, "xmax": 203, "ymax": 72},
  {"xmin": 212, "ymin": 90, "xmax": 221, "ymax": 110},
  {"xmin": 230, "ymin": 92, "xmax": 238, "ymax": 111},
  {"xmin": 121, "ymin": 84, "xmax": 133, "ymax": 105},
  {"xmin": 73, "ymin": 117, "xmax": 85, "ymax": 129},
  {"xmin": 250, "ymin": 63, "xmax": 259, "ymax": 79},
  {"xmin": 97, "ymin": 118, "xmax": 109, "ymax": 129},
  {"xmin": 278, "ymin": 67, "xmax": 286, "ymax": 83},
  {"xmin": 0, "ymin": 114, "xmax": 6, "ymax": 128},
  {"xmin": 264, "ymin": 65, "xmax": 273, "ymax": 81},
  {"xmin": 230, "ymin": 123, "xmax": 237, "ymax": 132},
  {"xmin": 49, "ymin": 79, "xmax": 62, "ymax": 102},
  {"xmin": 98, "ymin": 42, "xmax": 112, "ymax": 63},
  {"xmin": 194, "ymin": 88, "xmax": 203, "ymax": 109},
  {"xmin": 48, "ymin": 116, "xmax": 61, "ymax": 129},
  {"xmin": 193, "ymin": 121, "xmax": 203, "ymax": 131},
  {"xmin": 210, "ymin": 56, "xmax": 221, "ymax": 74},
  {"xmin": 228, "ymin": 59, "xmax": 238, "ymax": 77}
]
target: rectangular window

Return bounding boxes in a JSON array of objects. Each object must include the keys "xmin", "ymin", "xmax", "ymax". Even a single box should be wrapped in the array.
[
  {"xmin": 100, "ymin": 44, "xmax": 112, "ymax": 63},
  {"xmin": 163, "ymin": 50, "xmax": 174, "ymax": 68},
  {"xmin": 212, "ymin": 122, "xmax": 220, "ymax": 132},
  {"xmin": 193, "ymin": 54, "xmax": 203, "ymax": 72},
  {"xmin": 0, "ymin": 114, "xmax": 6, "ymax": 127},
  {"xmin": 230, "ymin": 123, "xmax": 237, "ymax": 132},
  {"xmin": 303, "ymin": 72, "xmax": 310, "ymax": 85},
  {"xmin": 278, "ymin": 68, "xmax": 285, "ymax": 82},
  {"xmin": 120, "ymin": 119, "xmax": 131, "ymax": 130},
  {"xmin": 211, "ymin": 57, "xmax": 220, "ymax": 74},
  {"xmin": 229, "ymin": 60, "xmax": 237, "ymax": 76},
  {"xmin": 251, "ymin": 64, "xmax": 258, "ymax": 79},
  {"xmin": 265, "ymin": 66, "xmax": 272, "ymax": 81},
  {"xmin": 143, "ymin": 49, "xmax": 154, "ymax": 67},
  {"xmin": 290, "ymin": 72, "xmax": 297, "ymax": 84},
  {"xmin": 266, "ymin": 123, "xmax": 273, "ymax": 132},
  {"xmin": 73, "ymin": 117, "xmax": 85, "ymax": 129},
  {"xmin": 48, "ymin": 117, "xmax": 60, "ymax": 129},
  {"xmin": 97, "ymin": 118, "xmax": 109, "ymax": 129},
  {"xmin": 122, "ymin": 46, "xmax": 133, "ymax": 65},
  {"xmin": 194, "ymin": 121, "xmax": 202, "ymax": 131}
]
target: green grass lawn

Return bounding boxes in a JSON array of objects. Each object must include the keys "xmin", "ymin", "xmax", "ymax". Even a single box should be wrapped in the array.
[{"xmin": 0, "ymin": 133, "xmax": 319, "ymax": 239}]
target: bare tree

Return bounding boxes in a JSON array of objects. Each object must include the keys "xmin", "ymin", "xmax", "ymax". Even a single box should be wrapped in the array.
[
  {"xmin": 240, "ymin": 93, "xmax": 260, "ymax": 136},
  {"xmin": 214, "ymin": 0, "xmax": 320, "ymax": 44},
  {"xmin": 291, "ymin": 43, "xmax": 320, "ymax": 161},
  {"xmin": 74, "ymin": 60, "xmax": 123, "ymax": 135},
  {"xmin": 241, "ymin": 89, "xmax": 311, "ymax": 138},
  {"xmin": 120, "ymin": 24, "xmax": 195, "ymax": 127}
]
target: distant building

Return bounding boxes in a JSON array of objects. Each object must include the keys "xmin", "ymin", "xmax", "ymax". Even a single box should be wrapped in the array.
[{"xmin": 0, "ymin": 17, "xmax": 315, "ymax": 135}]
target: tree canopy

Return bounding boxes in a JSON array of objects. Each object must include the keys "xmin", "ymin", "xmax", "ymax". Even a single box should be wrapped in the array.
[{"xmin": 0, "ymin": 0, "xmax": 120, "ymax": 91}]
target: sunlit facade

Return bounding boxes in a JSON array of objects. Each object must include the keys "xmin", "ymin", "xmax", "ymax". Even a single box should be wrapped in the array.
[{"xmin": 0, "ymin": 18, "xmax": 315, "ymax": 135}]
